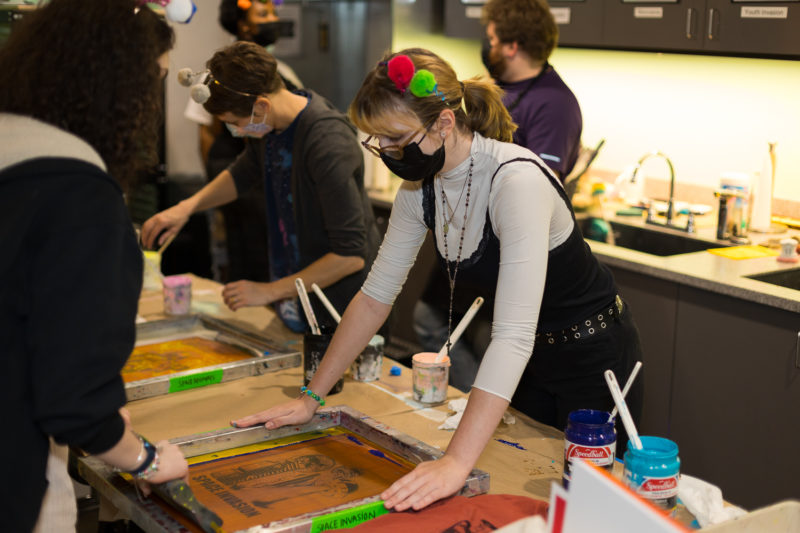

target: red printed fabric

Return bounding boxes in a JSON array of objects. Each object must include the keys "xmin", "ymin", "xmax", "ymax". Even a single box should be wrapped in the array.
[{"xmin": 352, "ymin": 494, "xmax": 548, "ymax": 532}]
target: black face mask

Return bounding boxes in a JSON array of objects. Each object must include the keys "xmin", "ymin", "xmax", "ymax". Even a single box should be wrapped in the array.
[
  {"xmin": 252, "ymin": 22, "xmax": 281, "ymax": 47},
  {"xmin": 480, "ymin": 36, "xmax": 504, "ymax": 81},
  {"xmin": 380, "ymin": 138, "xmax": 445, "ymax": 182}
]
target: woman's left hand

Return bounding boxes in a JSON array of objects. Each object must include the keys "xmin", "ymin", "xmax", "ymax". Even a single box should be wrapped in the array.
[{"xmin": 380, "ymin": 454, "xmax": 471, "ymax": 511}]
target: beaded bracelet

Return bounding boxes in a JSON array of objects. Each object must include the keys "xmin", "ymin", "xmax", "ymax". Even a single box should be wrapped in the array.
[
  {"xmin": 136, "ymin": 447, "xmax": 161, "ymax": 481},
  {"xmin": 300, "ymin": 386, "xmax": 325, "ymax": 406},
  {"xmin": 127, "ymin": 436, "xmax": 158, "ymax": 479}
]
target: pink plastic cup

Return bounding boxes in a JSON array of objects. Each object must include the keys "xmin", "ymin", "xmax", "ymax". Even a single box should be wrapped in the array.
[{"xmin": 162, "ymin": 275, "xmax": 192, "ymax": 315}]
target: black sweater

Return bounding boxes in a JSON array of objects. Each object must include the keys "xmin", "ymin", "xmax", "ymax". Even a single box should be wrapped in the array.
[
  {"xmin": 229, "ymin": 90, "xmax": 381, "ymax": 326},
  {"xmin": 0, "ymin": 154, "xmax": 141, "ymax": 531}
]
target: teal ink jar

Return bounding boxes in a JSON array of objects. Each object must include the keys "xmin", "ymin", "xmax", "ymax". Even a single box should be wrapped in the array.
[{"xmin": 623, "ymin": 436, "xmax": 681, "ymax": 516}]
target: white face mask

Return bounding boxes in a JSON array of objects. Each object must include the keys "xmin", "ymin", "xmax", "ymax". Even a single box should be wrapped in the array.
[{"xmin": 226, "ymin": 106, "xmax": 272, "ymax": 138}]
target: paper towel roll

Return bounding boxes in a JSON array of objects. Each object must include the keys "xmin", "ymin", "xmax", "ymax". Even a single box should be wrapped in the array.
[{"xmin": 751, "ymin": 143, "xmax": 775, "ymax": 232}]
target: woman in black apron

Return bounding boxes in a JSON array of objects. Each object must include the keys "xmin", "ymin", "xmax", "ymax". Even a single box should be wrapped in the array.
[{"xmin": 231, "ymin": 48, "xmax": 643, "ymax": 512}]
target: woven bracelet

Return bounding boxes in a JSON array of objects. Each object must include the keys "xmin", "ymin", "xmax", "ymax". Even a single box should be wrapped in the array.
[{"xmin": 300, "ymin": 386, "xmax": 325, "ymax": 406}]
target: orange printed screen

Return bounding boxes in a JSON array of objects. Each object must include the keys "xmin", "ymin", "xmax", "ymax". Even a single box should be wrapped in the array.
[
  {"xmin": 172, "ymin": 430, "xmax": 414, "ymax": 531},
  {"xmin": 122, "ymin": 337, "xmax": 252, "ymax": 383}
]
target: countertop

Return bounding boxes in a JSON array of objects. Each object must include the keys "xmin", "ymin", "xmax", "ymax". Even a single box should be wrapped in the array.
[
  {"xmin": 584, "ymin": 211, "xmax": 800, "ymax": 314},
  {"xmin": 368, "ymin": 186, "xmax": 800, "ymax": 314}
]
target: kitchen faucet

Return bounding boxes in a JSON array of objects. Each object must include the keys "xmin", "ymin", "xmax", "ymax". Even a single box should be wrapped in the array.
[{"xmin": 631, "ymin": 151, "xmax": 694, "ymax": 233}]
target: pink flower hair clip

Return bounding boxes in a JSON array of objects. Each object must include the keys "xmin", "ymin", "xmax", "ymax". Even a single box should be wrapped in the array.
[{"xmin": 385, "ymin": 55, "xmax": 446, "ymax": 101}]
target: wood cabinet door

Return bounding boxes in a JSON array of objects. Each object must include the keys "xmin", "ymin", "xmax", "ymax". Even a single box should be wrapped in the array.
[
  {"xmin": 444, "ymin": 0, "xmax": 485, "ymax": 39},
  {"xmin": 550, "ymin": 0, "xmax": 605, "ymax": 47},
  {"xmin": 602, "ymin": 0, "xmax": 705, "ymax": 52},
  {"xmin": 670, "ymin": 286, "xmax": 800, "ymax": 509},
  {"xmin": 703, "ymin": 0, "xmax": 800, "ymax": 56}
]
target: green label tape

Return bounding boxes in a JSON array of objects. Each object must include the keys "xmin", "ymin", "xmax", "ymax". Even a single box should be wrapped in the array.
[
  {"xmin": 310, "ymin": 500, "xmax": 388, "ymax": 532},
  {"xmin": 168, "ymin": 369, "xmax": 224, "ymax": 393}
]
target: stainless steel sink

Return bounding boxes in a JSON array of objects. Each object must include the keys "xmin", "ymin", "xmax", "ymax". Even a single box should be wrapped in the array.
[
  {"xmin": 746, "ymin": 267, "xmax": 800, "ymax": 291},
  {"xmin": 579, "ymin": 218, "xmax": 732, "ymax": 257}
]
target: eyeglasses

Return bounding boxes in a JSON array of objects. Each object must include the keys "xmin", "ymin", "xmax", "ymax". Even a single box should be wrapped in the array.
[{"xmin": 361, "ymin": 118, "xmax": 436, "ymax": 160}]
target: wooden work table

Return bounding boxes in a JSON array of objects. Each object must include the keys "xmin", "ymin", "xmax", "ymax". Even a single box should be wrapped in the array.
[
  {"xmin": 99, "ymin": 274, "xmax": 709, "ymax": 530},
  {"xmin": 131, "ymin": 275, "xmax": 565, "ymax": 503}
]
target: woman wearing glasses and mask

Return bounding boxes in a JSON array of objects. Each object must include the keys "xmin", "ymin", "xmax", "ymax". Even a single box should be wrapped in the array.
[
  {"xmin": 230, "ymin": 48, "xmax": 643, "ymax": 511},
  {"xmin": 143, "ymin": 42, "xmax": 380, "ymax": 333}
]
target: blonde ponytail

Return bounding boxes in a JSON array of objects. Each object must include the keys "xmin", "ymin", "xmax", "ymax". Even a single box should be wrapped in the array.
[{"xmin": 461, "ymin": 76, "xmax": 516, "ymax": 143}]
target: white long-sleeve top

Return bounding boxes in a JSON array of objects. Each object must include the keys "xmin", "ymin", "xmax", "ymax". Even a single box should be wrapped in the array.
[{"xmin": 362, "ymin": 133, "xmax": 576, "ymax": 401}]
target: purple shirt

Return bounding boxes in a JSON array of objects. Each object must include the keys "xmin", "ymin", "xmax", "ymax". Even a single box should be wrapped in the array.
[{"xmin": 499, "ymin": 66, "xmax": 582, "ymax": 178}]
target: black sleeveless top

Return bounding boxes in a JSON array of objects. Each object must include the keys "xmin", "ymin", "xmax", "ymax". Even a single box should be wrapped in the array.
[{"xmin": 420, "ymin": 157, "xmax": 617, "ymax": 333}]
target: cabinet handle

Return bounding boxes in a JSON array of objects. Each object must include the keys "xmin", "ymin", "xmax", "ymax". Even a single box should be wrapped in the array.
[
  {"xmin": 686, "ymin": 8, "xmax": 696, "ymax": 39},
  {"xmin": 707, "ymin": 8, "xmax": 717, "ymax": 41},
  {"xmin": 796, "ymin": 332, "xmax": 800, "ymax": 369}
]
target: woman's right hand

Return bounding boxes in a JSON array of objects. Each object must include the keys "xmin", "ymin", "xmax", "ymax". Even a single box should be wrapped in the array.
[
  {"xmin": 140, "ymin": 201, "xmax": 193, "ymax": 250},
  {"xmin": 231, "ymin": 396, "xmax": 318, "ymax": 430}
]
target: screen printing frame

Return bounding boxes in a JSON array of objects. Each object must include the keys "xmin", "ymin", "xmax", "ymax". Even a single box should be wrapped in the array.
[
  {"xmin": 126, "ymin": 314, "xmax": 301, "ymax": 401},
  {"xmin": 77, "ymin": 406, "xmax": 491, "ymax": 532}
]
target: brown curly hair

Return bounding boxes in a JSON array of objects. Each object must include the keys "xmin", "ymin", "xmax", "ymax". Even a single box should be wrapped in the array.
[
  {"xmin": 203, "ymin": 41, "xmax": 285, "ymax": 118},
  {"xmin": 349, "ymin": 48, "xmax": 516, "ymax": 143},
  {"xmin": 0, "ymin": 0, "xmax": 174, "ymax": 189},
  {"xmin": 481, "ymin": 0, "xmax": 558, "ymax": 63}
]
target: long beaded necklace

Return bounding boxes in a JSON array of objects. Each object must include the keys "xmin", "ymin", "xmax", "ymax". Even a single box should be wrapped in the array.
[
  {"xmin": 439, "ymin": 153, "xmax": 474, "ymax": 358},
  {"xmin": 442, "ymin": 174, "xmax": 469, "ymax": 234}
]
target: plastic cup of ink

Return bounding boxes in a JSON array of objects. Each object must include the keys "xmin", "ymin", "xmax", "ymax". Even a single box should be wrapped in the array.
[
  {"xmin": 562, "ymin": 409, "xmax": 617, "ymax": 488},
  {"xmin": 351, "ymin": 334, "xmax": 384, "ymax": 382},
  {"xmin": 162, "ymin": 275, "xmax": 192, "ymax": 315},
  {"xmin": 303, "ymin": 326, "xmax": 344, "ymax": 395},
  {"xmin": 623, "ymin": 436, "xmax": 681, "ymax": 517},
  {"xmin": 411, "ymin": 352, "xmax": 450, "ymax": 404}
]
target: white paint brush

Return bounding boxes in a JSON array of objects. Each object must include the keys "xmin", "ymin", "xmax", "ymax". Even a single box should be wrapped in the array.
[
  {"xmin": 295, "ymin": 278, "xmax": 321, "ymax": 335},
  {"xmin": 608, "ymin": 361, "xmax": 642, "ymax": 422},
  {"xmin": 436, "ymin": 296, "xmax": 484, "ymax": 363},
  {"xmin": 311, "ymin": 283, "xmax": 341, "ymax": 324},
  {"xmin": 605, "ymin": 369, "xmax": 643, "ymax": 450}
]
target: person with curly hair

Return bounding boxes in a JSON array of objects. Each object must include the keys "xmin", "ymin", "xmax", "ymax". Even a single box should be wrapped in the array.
[
  {"xmin": 228, "ymin": 48, "xmax": 643, "ymax": 511},
  {"xmin": 481, "ymin": 0, "xmax": 582, "ymax": 180},
  {"xmin": 0, "ymin": 1, "xmax": 189, "ymax": 530},
  {"xmin": 142, "ymin": 42, "xmax": 381, "ymax": 334}
]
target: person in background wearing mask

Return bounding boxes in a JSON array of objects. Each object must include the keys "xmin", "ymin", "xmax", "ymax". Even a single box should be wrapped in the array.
[
  {"xmin": 143, "ymin": 42, "xmax": 381, "ymax": 333},
  {"xmin": 228, "ymin": 48, "xmax": 643, "ymax": 511},
  {"xmin": 184, "ymin": 0, "xmax": 303, "ymax": 283},
  {"xmin": 0, "ymin": 1, "xmax": 188, "ymax": 530},
  {"xmin": 481, "ymin": 0, "xmax": 581, "ymax": 181},
  {"xmin": 412, "ymin": 0, "xmax": 585, "ymax": 392}
]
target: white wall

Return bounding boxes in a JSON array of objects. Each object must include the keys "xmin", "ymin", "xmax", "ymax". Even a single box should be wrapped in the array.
[
  {"xmin": 393, "ymin": 28, "xmax": 800, "ymax": 203},
  {"xmin": 164, "ymin": 0, "xmax": 232, "ymax": 179},
  {"xmin": 555, "ymin": 48, "xmax": 799, "ymax": 202}
]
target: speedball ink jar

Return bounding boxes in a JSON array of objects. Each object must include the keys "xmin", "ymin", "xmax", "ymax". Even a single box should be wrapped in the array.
[
  {"xmin": 623, "ymin": 436, "xmax": 681, "ymax": 516},
  {"xmin": 563, "ymin": 409, "xmax": 616, "ymax": 487}
]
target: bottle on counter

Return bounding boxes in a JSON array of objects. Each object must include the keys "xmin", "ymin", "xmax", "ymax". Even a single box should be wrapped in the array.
[
  {"xmin": 717, "ymin": 172, "xmax": 752, "ymax": 244},
  {"xmin": 751, "ymin": 141, "xmax": 777, "ymax": 233}
]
